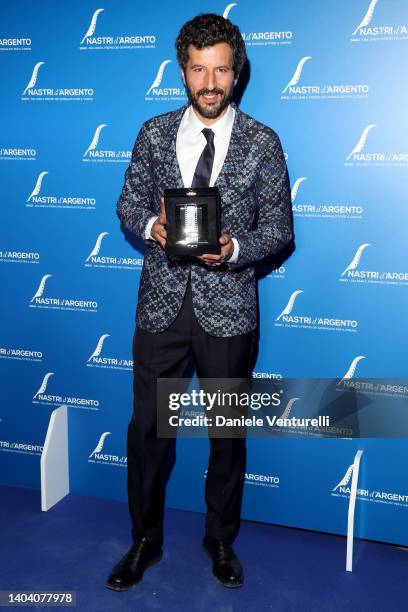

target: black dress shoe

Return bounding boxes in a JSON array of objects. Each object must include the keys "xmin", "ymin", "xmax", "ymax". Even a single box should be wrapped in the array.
[
  {"xmin": 202, "ymin": 534, "xmax": 244, "ymax": 588},
  {"xmin": 106, "ymin": 537, "xmax": 163, "ymax": 591}
]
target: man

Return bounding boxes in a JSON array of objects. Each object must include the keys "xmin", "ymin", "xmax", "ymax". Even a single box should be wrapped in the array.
[{"xmin": 106, "ymin": 13, "xmax": 293, "ymax": 591}]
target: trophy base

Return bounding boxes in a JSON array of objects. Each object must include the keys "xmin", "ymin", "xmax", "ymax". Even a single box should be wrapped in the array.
[{"xmin": 165, "ymin": 243, "xmax": 221, "ymax": 260}]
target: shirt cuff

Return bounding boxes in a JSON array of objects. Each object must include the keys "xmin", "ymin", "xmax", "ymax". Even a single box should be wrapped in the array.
[
  {"xmin": 229, "ymin": 238, "xmax": 239, "ymax": 263},
  {"xmin": 144, "ymin": 216, "xmax": 158, "ymax": 240}
]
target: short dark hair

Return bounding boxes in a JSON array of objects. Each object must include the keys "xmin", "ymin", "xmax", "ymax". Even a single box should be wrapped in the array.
[{"xmin": 176, "ymin": 13, "xmax": 247, "ymax": 76}]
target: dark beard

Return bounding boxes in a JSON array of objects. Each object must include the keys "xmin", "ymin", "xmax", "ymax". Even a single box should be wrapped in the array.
[{"xmin": 186, "ymin": 85, "xmax": 233, "ymax": 119}]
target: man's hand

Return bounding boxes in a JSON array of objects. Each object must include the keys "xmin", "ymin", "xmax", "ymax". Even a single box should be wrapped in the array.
[
  {"xmin": 151, "ymin": 198, "xmax": 167, "ymax": 247},
  {"xmin": 196, "ymin": 234, "xmax": 234, "ymax": 267}
]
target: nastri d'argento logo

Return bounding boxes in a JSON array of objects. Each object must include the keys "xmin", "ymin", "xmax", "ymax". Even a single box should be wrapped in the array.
[
  {"xmin": 32, "ymin": 371, "xmax": 100, "ymax": 410},
  {"xmin": 274, "ymin": 290, "xmax": 358, "ymax": 332},
  {"xmin": 88, "ymin": 432, "xmax": 127, "ymax": 466},
  {"xmin": 145, "ymin": 60, "xmax": 186, "ymax": 101},
  {"xmin": 87, "ymin": 334, "xmax": 132, "ymax": 370},
  {"xmin": 281, "ymin": 56, "xmax": 369, "ymax": 100},
  {"xmin": 340, "ymin": 244, "xmax": 408, "ymax": 285},
  {"xmin": 351, "ymin": 0, "xmax": 408, "ymax": 41},
  {"xmin": 26, "ymin": 171, "xmax": 96, "ymax": 209},
  {"xmin": 331, "ymin": 462, "xmax": 408, "ymax": 507},
  {"xmin": 82, "ymin": 124, "xmax": 131, "ymax": 163},
  {"xmin": 85, "ymin": 232, "xmax": 143, "ymax": 270},
  {"xmin": 345, "ymin": 124, "xmax": 408, "ymax": 166},
  {"xmin": 29, "ymin": 274, "xmax": 98, "ymax": 312},
  {"xmin": 21, "ymin": 61, "xmax": 94, "ymax": 101},
  {"xmin": 290, "ymin": 175, "xmax": 363, "ymax": 220},
  {"xmin": 80, "ymin": 7, "xmax": 156, "ymax": 49}
]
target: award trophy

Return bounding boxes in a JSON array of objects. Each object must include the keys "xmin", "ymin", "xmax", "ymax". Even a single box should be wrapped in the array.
[{"xmin": 164, "ymin": 187, "xmax": 221, "ymax": 260}]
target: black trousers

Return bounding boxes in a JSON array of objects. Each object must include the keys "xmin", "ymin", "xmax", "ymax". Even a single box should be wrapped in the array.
[{"xmin": 127, "ymin": 281, "xmax": 257, "ymax": 544}]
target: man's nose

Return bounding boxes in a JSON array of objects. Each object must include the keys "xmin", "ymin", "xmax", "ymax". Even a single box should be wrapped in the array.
[{"xmin": 204, "ymin": 70, "xmax": 216, "ymax": 90}]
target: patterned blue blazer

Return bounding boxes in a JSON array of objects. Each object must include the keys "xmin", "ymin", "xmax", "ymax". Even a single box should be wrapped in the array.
[{"xmin": 117, "ymin": 102, "xmax": 293, "ymax": 337}]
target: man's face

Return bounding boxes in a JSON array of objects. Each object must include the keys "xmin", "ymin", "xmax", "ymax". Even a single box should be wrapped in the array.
[{"xmin": 181, "ymin": 42, "xmax": 238, "ymax": 122}]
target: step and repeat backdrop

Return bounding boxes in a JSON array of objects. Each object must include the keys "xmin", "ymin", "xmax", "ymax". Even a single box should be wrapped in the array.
[{"xmin": 1, "ymin": 0, "xmax": 407, "ymax": 545}]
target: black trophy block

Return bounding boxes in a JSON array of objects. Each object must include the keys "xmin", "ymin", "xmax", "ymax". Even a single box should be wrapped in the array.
[{"xmin": 164, "ymin": 187, "xmax": 221, "ymax": 260}]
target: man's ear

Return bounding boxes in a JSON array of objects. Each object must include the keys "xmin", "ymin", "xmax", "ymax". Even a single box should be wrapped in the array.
[
  {"xmin": 180, "ymin": 69, "xmax": 186, "ymax": 86},
  {"xmin": 234, "ymin": 72, "xmax": 240, "ymax": 87}
]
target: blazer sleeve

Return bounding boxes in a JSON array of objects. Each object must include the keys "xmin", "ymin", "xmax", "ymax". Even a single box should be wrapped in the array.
[
  {"xmin": 116, "ymin": 122, "xmax": 156, "ymax": 238},
  {"xmin": 229, "ymin": 133, "xmax": 293, "ymax": 269}
]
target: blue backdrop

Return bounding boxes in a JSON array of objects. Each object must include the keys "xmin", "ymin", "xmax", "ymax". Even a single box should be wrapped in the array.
[{"xmin": 1, "ymin": 0, "xmax": 407, "ymax": 546}]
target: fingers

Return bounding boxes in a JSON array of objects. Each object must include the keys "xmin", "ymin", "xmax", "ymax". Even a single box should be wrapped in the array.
[
  {"xmin": 196, "ymin": 234, "xmax": 234, "ymax": 266},
  {"xmin": 152, "ymin": 217, "xmax": 167, "ymax": 247},
  {"xmin": 196, "ymin": 252, "xmax": 226, "ymax": 266}
]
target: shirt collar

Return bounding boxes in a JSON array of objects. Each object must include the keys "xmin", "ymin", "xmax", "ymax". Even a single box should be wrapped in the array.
[{"xmin": 184, "ymin": 104, "xmax": 235, "ymax": 138}]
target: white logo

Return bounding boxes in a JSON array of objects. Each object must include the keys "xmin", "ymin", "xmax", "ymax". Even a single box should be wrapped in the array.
[
  {"xmin": 27, "ymin": 171, "xmax": 48, "ymax": 201},
  {"xmin": 88, "ymin": 334, "xmax": 110, "ymax": 361},
  {"xmin": 281, "ymin": 56, "xmax": 369, "ymax": 100},
  {"xmin": 32, "ymin": 371, "xmax": 100, "ymax": 409},
  {"xmin": 87, "ymin": 334, "xmax": 132, "ymax": 370},
  {"xmin": 84, "ymin": 124, "xmax": 107, "ymax": 156},
  {"xmin": 33, "ymin": 372, "xmax": 54, "ymax": 399},
  {"xmin": 351, "ymin": 0, "xmax": 407, "ymax": 41},
  {"xmin": 345, "ymin": 124, "xmax": 408, "ymax": 166},
  {"xmin": 87, "ymin": 233, "xmax": 109, "ymax": 260},
  {"xmin": 81, "ymin": 8, "xmax": 105, "ymax": 43},
  {"xmin": 85, "ymin": 233, "xmax": 143, "ymax": 269},
  {"xmin": 88, "ymin": 432, "xmax": 127, "ymax": 466},
  {"xmin": 223, "ymin": 3, "xmax": 237, "ymax": 19},
  {"xmin": 341, "ymin": 244, "xmax": 371, "ymax": 275},
  {"xmin": 26, "ymin": 171, "xmax": 96, "ymax": 209},
  {"xmin": 331, "ymin": 463, "xmax": 408, "ymax": 507},
  {"xmin": 283, "ymin": 57, "xmax": 311, "ymax": 93},
  {"xmin": 22, "ymin": 61, "xmax": 44, "ymax": 94},
  {"xmin": 82, "ymin": 124, "xmax": 131, "ymax": 163},
  {"xmin": 346, "ymin": 125, "xmax": 376, "ymax": 160},
  {"xmin": 341, "ymin": 356, "xmax": 366, "ymax": 381},
  {"xmin": 333, "ymin": 464, "xmax": 354, "ymax": 491},
  {"xmin": 29, "ymin": 274, "xmax": 98, "ymax": 312},
  {"xmin": 80, "ymin": 8, "xmax": 156, "ymax": 50},
  {"xmin": 89, "ymin": 432, "xmax": 111, "ymax": 458},
  {"xmin": 291, "ymin": 177, "xmax": 307, "ymax": 203},
  {"xmin": 275, "ymin": 290, "xmax": 358, "ymax": 332},
  {"xmin": 352, "ymin": 0, "xmax": 379, "ymax": 35},
  {"xmin": 146, "ymin": 59, "xmax": 171, "ymax": 95},
  {"xmin": 340, "ymin": 244, "xmax": 408, "ymax": 285},
  {"xmin": 291, "ymin": 176, "xmax": 364, "ymax": 220},
  {"xmin": 276, "ymin": 290, "xmax": 303, "ymax": 321},
  {"xmin": 22, "ymin": 61, "xmax": 94, "ymax": 101},
  {"xmin": 145, "ymin": 60, "xmax": 186, "ymax": 101},
  {"xmin": 31, "ymin": 274, "xmax": 52, "ymax": 301}
]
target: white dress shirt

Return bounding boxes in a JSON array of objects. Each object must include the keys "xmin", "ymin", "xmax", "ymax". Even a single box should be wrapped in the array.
[{"xmin": 145, "ymin": 104, "xmax": 239, "ymax": 262}]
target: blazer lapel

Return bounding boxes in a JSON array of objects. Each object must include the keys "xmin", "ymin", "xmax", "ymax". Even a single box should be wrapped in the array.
[
  {"xmin": 214, "ymin": 105, "xmax": 251, "ymax": 197},
  {"xmin": 158, "ymin": 105, "xmax": 187, "ymax": 190}
]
